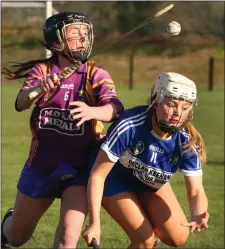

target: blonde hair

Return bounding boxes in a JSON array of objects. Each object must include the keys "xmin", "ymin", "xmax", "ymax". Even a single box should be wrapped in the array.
[
  {"xmin": 183, "ymin": 122, "xmax": 207, "ymax": 166},
  {"xmin": 148, "ymin": 94, "xmax": 207, "ymax": 165}
]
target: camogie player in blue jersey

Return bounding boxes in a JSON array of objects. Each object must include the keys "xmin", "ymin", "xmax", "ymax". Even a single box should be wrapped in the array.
[{"xmin": 83, "ymin": 72, "xmax": 209, "ymax": 248}]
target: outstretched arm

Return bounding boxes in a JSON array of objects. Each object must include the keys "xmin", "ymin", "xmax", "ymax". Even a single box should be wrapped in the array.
[
  {"xmin": 182, "ymin": 175, "xmax": 209, "ymax": 232},
  {"xmin": 83, "ymin": 149, "xmax": 115, "ymax": 245},
  {"xmin": 83, "ymin": 109, "xmax": 134, "ymax": 245}
]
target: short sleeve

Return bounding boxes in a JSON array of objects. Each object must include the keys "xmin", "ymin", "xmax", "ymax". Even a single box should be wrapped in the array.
[
  {"xmin": 91, "ymin": 68, "xmax": 124, "ymax": 114},
  {"xmin": 20, "ymin": 65, "xmax": 43, "ymax": 92},
  {"xmin": 179, "ymin": 148, "xmax": 203, "ymax": 176},
  {"xmin": 101, "ymin": 112, "xmax": 136, "ymax": 163}
]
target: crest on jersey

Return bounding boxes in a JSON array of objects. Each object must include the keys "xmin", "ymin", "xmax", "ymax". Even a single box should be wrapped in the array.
[
  {"xmin": 130, "ymin": 141, "xmax": 144, "ymax": 155},
  {"xmin": 107, "ymin": 84, "xmax": 116, "ymax": 92}
]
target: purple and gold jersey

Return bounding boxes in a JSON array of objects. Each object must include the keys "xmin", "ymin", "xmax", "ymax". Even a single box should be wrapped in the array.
[
  {"xmin": 16, "ymin": 57, "xmax": 124, "ymax": 173},
  {"xmin": 101, "ymin": 106, "xmax": 202, "ymax": 192}
]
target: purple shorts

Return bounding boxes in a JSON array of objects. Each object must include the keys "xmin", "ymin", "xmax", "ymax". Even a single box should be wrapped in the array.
[{"xmin": 17, "ymin": 162, "xmax": 88, "ymax": 198}]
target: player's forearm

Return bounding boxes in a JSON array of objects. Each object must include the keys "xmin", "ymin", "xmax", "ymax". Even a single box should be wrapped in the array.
[
  {"xmin": 87, "ymin": 173, "xmax": 105, "ymax": 224},
  {"xmin": 16, "ymin": 86, "xmax": 44, "ymax": 111},
  {"xmin": 188, "ymin": 190, "xmax": 208, "ymax": 217},
  {"xmin": 91, "ymin": 103, "xmax": 118, "ymax": 122}
]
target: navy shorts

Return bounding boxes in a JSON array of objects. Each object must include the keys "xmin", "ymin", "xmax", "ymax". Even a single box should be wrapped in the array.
[
  {"xmin": 17, "ymin": 162, "xmax": 89, "ymax": 198},
  {"xmin": 88, "ymin": 148, "xmax": 153, "ymax": 196}
]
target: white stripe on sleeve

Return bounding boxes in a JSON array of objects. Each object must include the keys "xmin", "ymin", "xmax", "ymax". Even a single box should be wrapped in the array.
[
  {"xmin": 180, "ymin": 169, "xmax": 203, "ymax": 176},
  {"xmin": 108, "ymin": 110, "xmax": 148, "ymax": 145},
  {"xmin": 101, "ymin": 142, "xmax": 119, "ymax": 163},
  {"xmin": 109, "ymin": 119, "xmax": 145, "ymax": 150}
]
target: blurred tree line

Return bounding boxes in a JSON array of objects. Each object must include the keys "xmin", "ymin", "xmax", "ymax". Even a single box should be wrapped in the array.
[
  {"xmin": 1, "ymin": 1, "xmax": 224, "ymax": 87},
  {"xmin": 54, "ymin": 1, "xmax": 224, "ymax": 36},
  {"xmin": 2, "ymin": 1, "xmax": 224, "ymax": 35},
  {"xmin": 2, "ymin": 1, "xmax": 224, "ymax": 57}
]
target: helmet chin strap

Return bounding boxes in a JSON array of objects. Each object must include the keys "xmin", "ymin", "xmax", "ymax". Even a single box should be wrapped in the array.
[
  {"xmin": 64, "ymin": 50, "xmax": 88, "ymax": 62},
  {"xmin": 157, "ymin": 119, "xmax": 180, "ymax": 133},
  {"xmin": 151, "ymin": 106, "xmax": 182, "ymax": 134},
  {"xmin": 61, "ymin": 51, "xmax": 84, "ymax": 63}
]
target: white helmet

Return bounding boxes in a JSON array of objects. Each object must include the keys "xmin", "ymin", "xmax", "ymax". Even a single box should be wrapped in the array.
[
  {"xmin": 149, "ymin": 72, "xmax": 197, "ymax": 133},
  {"xmin": 152, "ymin": 72, "xmax": 197, "ymax": 104}
]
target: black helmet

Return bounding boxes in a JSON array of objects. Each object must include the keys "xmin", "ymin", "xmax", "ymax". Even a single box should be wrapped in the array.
[{"xmin": 43, "ymin": 11, "xmax": 94, "ymax": 62}]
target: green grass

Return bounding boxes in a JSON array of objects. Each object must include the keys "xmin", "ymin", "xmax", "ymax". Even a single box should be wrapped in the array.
[{"xmin": 2, "ymin": 82, "xmax": 224, "ymax": 248}]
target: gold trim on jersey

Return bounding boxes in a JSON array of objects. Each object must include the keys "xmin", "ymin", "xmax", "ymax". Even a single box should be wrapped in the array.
[
  {"xmin": 85, "ymin": 61, "xmax": 106, "ymax": 139},
  {"xmin": 92, "ymin": 78, "xmax": 114, "ymax": 89}
]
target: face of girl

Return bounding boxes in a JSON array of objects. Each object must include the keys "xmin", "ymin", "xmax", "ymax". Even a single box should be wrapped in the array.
[
  {"xmin": 63, "ymin": 23, "xmax": 90, "ymax": 51},
  {"xmin": 156, "ymin": 97, "xmax": 193, "ymax": 127}
]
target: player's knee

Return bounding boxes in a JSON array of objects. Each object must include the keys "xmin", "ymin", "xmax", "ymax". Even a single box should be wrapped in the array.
[
  {"xmin": 175, "ymin": 229, "xmax": 189, "ymax": 247},
  {"xmin": 168, "ymin": 237, "xmax": 188, "ymax": 247},
  {"xmin": 7, "ymin": 231, "xmax": 30, "ymax": 247},
  {"xmin": 172, "ymin": 233, "xmax": 189, "ymax": 247},
  {"xmin": 161, "ymin": 230, "xmax": 189, "ymax": 247}
]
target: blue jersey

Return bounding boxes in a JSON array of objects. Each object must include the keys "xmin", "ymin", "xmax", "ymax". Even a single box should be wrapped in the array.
[{"xmin": 101, "ymin": 106, "xmax": 202, "ymax": 191}]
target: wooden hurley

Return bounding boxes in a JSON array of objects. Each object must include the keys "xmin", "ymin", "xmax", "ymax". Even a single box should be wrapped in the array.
[{"xmin": 28, "ymin": 61, "xmax": 82, "ymax": 100}]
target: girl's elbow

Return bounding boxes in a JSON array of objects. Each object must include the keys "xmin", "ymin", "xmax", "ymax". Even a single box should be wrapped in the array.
[
  {"xmin": 188, "ymin": 188, "xmax": 207, "ymax": 201},
  {"xmin": 15, "ymin": 100, "xmax": 24, "ymax": 112},
  {"xmin": 15, "ymin": 102, "xmax": 29, "ymax": 112},
  {"xmin": 110, "ymin": 102, "xmax": 124, "ymax": 121}
]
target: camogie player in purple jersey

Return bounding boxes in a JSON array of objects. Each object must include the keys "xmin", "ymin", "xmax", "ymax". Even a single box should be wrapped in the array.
[
  {"xmin": 1, "ymin": 12, "xmax": 123, "ymax": 248},
  {"xmin": 84, "ymin": 72, "xmax": 209, "ymax": 248}
]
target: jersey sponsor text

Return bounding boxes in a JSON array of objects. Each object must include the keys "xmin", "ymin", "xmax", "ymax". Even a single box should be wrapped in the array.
[{"xmin": 39, "ymin": 108, "xmax": 84, "ymax": 136}]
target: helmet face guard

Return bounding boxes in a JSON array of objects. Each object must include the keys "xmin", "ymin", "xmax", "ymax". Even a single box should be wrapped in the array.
[
  {"xmin": 153, "ymin": 97, "xmax": 196, "ymax": 133},
  {"xmin": 149, "ymin": 72, "xmax": 197, "ymax": 133},
  {"xmin": 43, "ymin": 12, "xmax": 94, "ymax": 62}
]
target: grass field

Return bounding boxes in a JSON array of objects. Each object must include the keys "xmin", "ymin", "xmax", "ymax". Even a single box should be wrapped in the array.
[{"xmin": 2, "ymin": 82, "xmax": 224, "ymax": 248}]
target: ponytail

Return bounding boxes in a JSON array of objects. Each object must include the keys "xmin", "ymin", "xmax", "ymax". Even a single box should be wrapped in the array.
[
  {"xmin": 183, "ymin": 122, "xmax": 207, "ymax": 166},
  {"xmin": 2, "ymin": 56, "xmax": 54, "ymax": 80}
]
